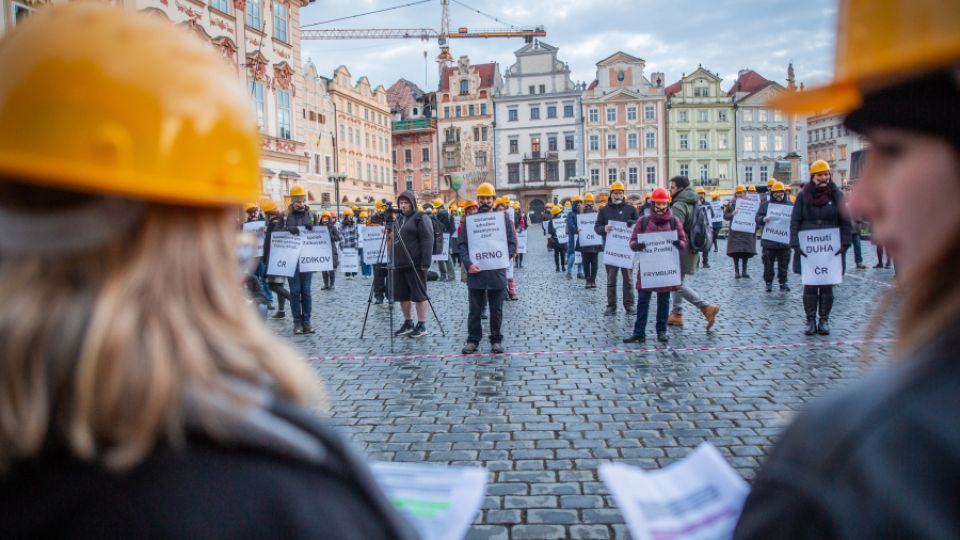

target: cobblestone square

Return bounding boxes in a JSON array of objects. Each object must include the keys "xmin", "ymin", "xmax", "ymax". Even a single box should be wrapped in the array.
[{"xmin": 272, "ymin": 228, "xmax": 895, "ymax": 540}]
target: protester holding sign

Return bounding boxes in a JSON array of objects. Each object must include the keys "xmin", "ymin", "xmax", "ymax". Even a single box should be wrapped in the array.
[
  {"xmin": 566, "ymin": 196, "xmax": 584, "ymax": 279},
  {"xmin": 790, "ymin": 160, "xmax": 852, "ymax": 336},
  {"xmin": 458, "ymin": 183, "xmax": 517, "ymax": 354},
  {"xmin": 262, "ymin": 200, "xmax": 291, "ymax": 320},
  {"xmin": 595, "ymin": 181, "xmax": 639, "ymax": 316},
  {"xmin": 578, "ymin": 194, "xmax": 603, "ymax": 289},
  {"xmin": 623, "ymin": 188, "xmax": 687, "ymax": 344},
  {"xmin": 547, "ymin": 206, "xmax": 567, "ymax": 273},
  {"xmin": 284, "ymin": 184, "xmax": 318, "ymax": 335},
  {"xmin": 317, "ymin": 212, "xmax": 341, "ymax": 291},
  {"xmin": 339, "ymin": 208, "xmax": 359, "ymax": 279},
  {"xmin": 724, "ymin": 186, "xmax": 759, "ymax": 279},
  {"xmin": 756, "ymin": 183, "xmax": 793, "ymax": 292}
]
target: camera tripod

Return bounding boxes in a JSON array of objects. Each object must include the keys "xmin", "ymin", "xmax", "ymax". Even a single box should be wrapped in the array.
[{"xmin": 360, "ymin": 213, "xmax": 446, "ymax": 352}]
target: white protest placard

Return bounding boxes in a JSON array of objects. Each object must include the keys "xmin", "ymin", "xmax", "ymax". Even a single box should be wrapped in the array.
[
  {"xmin": 635, "ymin": 230, "xmax": 682, "ymax": 289},
  {"xmin": 340, "ymin": 248, "xmax": 359, "ymax": 273},
  {"xmin": 574, "ymin": 250, "xmax": 582, "ymax": 265},
  {"xmin": 578, "ymin": 213, "xmax": 602, "ymax": 247},
  {"xmin": 506, "ymin": 262, "xmax": 514, "ymax": 279},
  {"xmin": 371, "ymin": 462, "xmax": 487, "ymax": 540},
  {"xmin": 357, "ymin": 224, "xmax": 366, "ymax": 248},
  {"xmin": 799, "ymin": 228, "xmax": 843, "ymax": 285},
  {"xmin": 362, "ymin": 225, "xmax": 389, "ymax": 265},
  {"xmin": 507, "ymin": 207, "xmax": 515, "ymax": 222},
  {"xmin": 242, "ymin": 220, "xmax": 266, "ymax": 256},
  {"xmin": 552, "ymin": 217, "xmax": 568, "ymax": 244},
  {"xmin": 453, "ymin": 215, "xmax": 461, "ymax": 234},
  {"xmin": 602, "ymin": 220, "xmax": 635, "ymax": 269},
  {"xmin": 466, "ymin": 212, "xmax": 510, "ymax": 271},
  {"xmin": 730, "ymin": 198, "xmax": 760, "ymax": 234},
  {"xmin": 266, "ymin": 231, "xmax": 301, "ymax": 277},
  {"xmin": 298, "ymin": 227, "xmax": 334, "ymax": 272},
  {"xmin": 761, "ymin": 203, "xmax": 793, "ymax": 245},
  {"xmin": 433, "ymin": 233, "xmax": 451, "ymax": 262},
  {"xmin": 517, "ymin": 230, "xmax": 528, "ymax": 254},
  {"xmin": 710, "ymin": 201, "xmax": 724, "ymax": 225},
  {"xmin": 600, "ymin": 443, "xmax": 749, "ymax": 540},
  {"xmin": 541, "ymin": 219, "xmax": 548, "ymax": 234}
]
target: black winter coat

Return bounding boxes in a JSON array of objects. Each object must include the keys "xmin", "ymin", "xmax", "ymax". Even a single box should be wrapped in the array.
[
  {"xmin": 393, "ymin": 190, "xmax": 434, "ymax": 270},
  {"xmin": 594, "ymin": 202, "xmax": 639, "ymax": 246},
  {"xmin": 790, "ymin": 182, "xmax": 852, "ymax": 249},
  {"xmin": 734, "ymin": 322, "xmax": 960, "ymax": 539},
  {"xmin": 458, "ymin": 210, "xmax": 517, "ymax": 290}
]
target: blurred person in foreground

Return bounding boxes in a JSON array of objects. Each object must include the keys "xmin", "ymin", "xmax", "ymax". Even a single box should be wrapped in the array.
[
  {"xmin": 734, "ymin": 0, "xmax": 960, "ymax": 537},
  {"xmin": 0, "ymin": 5, "xmax": 416, "ymax": 538}
]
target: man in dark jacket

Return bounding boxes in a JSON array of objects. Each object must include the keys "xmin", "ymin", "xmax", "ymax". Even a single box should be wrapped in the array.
[
  {"xmin": 594, "ymin": 181, "xmax": 638, "ymax": 316},
  {"xmin": 434, "ymin": 199, "xmax": 455, "ymax": 281},
  {"xmin": 284, "ymin": 185, "xmax": 317, "ymax": 335},
  {"xmin": 458, "ymin": 183, "xmax": 517, "ymax": 354},
  {"xmin": 391, "ymin": 191, "xmax": 434, "ymax": 339},
  {"xmin": 667, "ymin": 176, "xmax": 720, "ymax": 331},
  {"xmin": 757, "ymin": 182, "xmax": 793, "ymax": 292}
]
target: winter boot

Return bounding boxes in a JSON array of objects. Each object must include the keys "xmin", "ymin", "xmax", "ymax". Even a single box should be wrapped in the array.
[
  {"xmin": 667, "ymin": 312, "xmax": 683, "ymax": 327},
  {"xmin": 293, "ymin": 320, "xmax": 304, "ymax": 335},
  {"xmin": 818, "ymin": 288, "xmax": 834, "ymax": 335},
  {"xmin": 803, "ymin": 288, "xmax": 818, "ymax": 336},
  {"xmin": 765, "ymin": 282, "xmax": 773, "ymax": 292},
  {"xmin": 741, "ymin": 259, "xmax": 751, "ymax": 279},
  {"xmin": 701, "ymin": 304, "xmax": 720, "ymax": 331}
]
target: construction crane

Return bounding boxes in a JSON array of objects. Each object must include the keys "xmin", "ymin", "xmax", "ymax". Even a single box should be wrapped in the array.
[{"xmin": 301, "ymin": 0, "xmax": 545, "ymax": 68}]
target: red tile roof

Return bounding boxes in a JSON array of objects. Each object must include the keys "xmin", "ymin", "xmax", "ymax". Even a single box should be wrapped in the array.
[
  {"xmin": 664, "ymin": 80, "xmax": 682, "ymax": 97},
  {"xmin": 728, "ymin": 70, "xmax": 772, "ymax": 97},
  {"xmin": 439, "ymin": 62, "xmax": 498, "ymax": 92},
  {"xmin": 587, "ymin": 79, "xmax": 598, "ymax": 91}
]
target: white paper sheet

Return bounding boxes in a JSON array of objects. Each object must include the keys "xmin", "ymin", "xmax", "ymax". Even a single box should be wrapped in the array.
[
  {"xmin": 602, "ymin": 220, "xmax": 635, "ymax": 269},
  {"xmin": 635, "ymin": 230, "xmax": 681, "ymax": 289},
  {"xmin": 760, "ymin": 204, "xmax": 792, "ymax": 245},
  {"xmin": 730, "ymin": 199, "xmax": 760, "ymax": 234},
  {"xmin": 466, "ymin": 213, "xmax": 510, "ymax": 271},
  {"xmin": 799, "ymin": 228, "xmax": 843, "ymax": 285}
]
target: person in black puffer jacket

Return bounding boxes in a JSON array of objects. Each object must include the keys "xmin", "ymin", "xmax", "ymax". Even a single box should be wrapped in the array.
[{"xmin": 390, "ymin": 190, "xmax": 434, "ymax": 339}]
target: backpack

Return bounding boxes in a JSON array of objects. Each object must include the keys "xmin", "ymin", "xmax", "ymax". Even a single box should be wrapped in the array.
[
  {"xmin": 424, "ymin": 214, "xmax": 444, "ymax": 255},
  {"xmin": 689, "ymin": 204, "xmax": 713, "ymax": 252}
]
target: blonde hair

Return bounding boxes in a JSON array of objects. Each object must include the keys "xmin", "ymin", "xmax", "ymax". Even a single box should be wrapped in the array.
[{"xmin": 0, "ymin": 203, "xmax": 323, "ymax": 471}]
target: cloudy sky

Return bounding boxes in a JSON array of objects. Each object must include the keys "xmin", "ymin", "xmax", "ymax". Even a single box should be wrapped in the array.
[{"xmin": 301, "ymin": 0, "xmax": 837, "ymax": 93}]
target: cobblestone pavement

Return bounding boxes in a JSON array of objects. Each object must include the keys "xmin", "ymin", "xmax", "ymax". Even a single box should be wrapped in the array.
[{"xmin": 268, "ymin": 226, "xmax": 896, "ymax": 540}]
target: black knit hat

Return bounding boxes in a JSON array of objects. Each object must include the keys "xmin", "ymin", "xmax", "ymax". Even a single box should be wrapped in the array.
[{"xmin": 844, "ymin": 68, "xmax": 960, "ymax": 147}]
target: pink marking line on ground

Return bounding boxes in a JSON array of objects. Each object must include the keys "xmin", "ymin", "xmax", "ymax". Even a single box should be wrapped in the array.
[{"xmin": 308, "ymin": 338, "xmax": 894, "ymax": 362}]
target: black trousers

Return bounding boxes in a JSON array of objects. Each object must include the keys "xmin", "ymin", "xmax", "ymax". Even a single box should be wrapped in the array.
[
  {"xmin": 554, "ymin": 246, "xmax": 566, "ymax": 271},
  {"xmin": 762, "ymin": 247, "xmax": 791, "ymax": 284},
  {"xmin": 321, "ymin": 270, "xmax": 336, "ymax": 288},
  {"xmin": 582, "ymin": 252, "xmax": 599, "ymax": 281},
  {"xmin": 468, "ymin": 288, "xmax": 504, "ymax": 344},
  {"xmin": 803, "ymin": 285, "xmax": 835, "ymax": 321},
  {"xmin": 268, "ymin": 282, "xmax": 290, "ymax": 311},
  {"xmin": 373, "ymin": 264, "xmax": 388, "ymax": 300}
]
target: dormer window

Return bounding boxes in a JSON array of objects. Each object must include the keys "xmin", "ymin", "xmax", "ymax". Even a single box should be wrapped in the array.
[
  {"xmin": 459, "ymin": 80, "xmax": 469, "ymax": 95},
  {"xmin": 617, "ymin": 70, "xmax": 625, "ymax": 82}
]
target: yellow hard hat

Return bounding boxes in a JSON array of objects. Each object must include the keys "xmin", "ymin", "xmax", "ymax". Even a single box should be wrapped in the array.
[
  {"xmin": 747, "ymin": 185, "xmax": 757, "ymax": 192},
  {"xmin": 551, "ymin": 206, "xmax": 562, "ymax": 216},
  {"xmin": 433, "ymin": 198, "xmax": 444, "ymax": 208},
  {"xmin": 695, "ymin": 187, "xmax": 706, "ymax": 195},
  {"xmin": 375, "ymin": 200, "xmax": 386, "ymax": 211},
  {"xmin": 343, "ymin": 208, "xmax": 354, "ymax": 216},
  {"xmin": 243, "ymin": 202, "xmax": 258, "ymax": 212},
  {"xmin": 320, "ymin": 211, "xmax": 331, "ymax": 219},
  {"xmin": 564, "ymin": 201, "xmax": 571, "ymax": 207},
  {"xmin": 767, "ymin": 178, "xmax": 777, "ymax": 187},
  {"xmin": 610, "ymin": 181, "xmax": 626, "ymax": 192},
  {"xmin": 512, "ymin": 201, "xmax": 520, "ymax": 208},
  {"xmin": 359, "ymin": 211, "xmax": 369, "ymax": 219},
  {"xmin": 584, "ymin": 193, "xmax": 595, "ymax": 202},
  {"xmin": 290, "ymin": 184, "xmax": 306, "ymax": 198},
  {"xmin": 0, "ymin": 4, "xmax": 260, "ymax": 207},
  {"xmin": 464, "ymin": 200, "xmax": 479, "ymax": 210},
  {"xmin": 477, "ymin": 182, "xmax": 496, "ymax": 197},
  {"xmin": 735, "ymin": 185, "xmax": 746, "ymax": 193},
  {"xmin": 711, "ymin": 192, "xmax": 720, "ymax": 201},
  {"xmin": 810, "ymin": 159, "xmax": 831, "ymax": 174},
  {"xmin": 769, "ymin": 0, "xmax": 960, "ymax": 115},
  {"xmin": 571, "ymin": 194, "xmax": 582, "ymax": 203},
  {"xmin": 772, "ymin": 181, "xmax": 786, "ymax": 192}
]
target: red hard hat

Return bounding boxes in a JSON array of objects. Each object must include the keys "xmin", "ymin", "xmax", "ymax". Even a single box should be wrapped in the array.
[{"xmin": 650, "ymin": 187, "xmax": 671, "ymax": 203}]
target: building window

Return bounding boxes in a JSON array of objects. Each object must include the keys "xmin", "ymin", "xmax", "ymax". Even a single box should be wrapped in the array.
[
  {"xmin": 531, "ymin": 137, "xmax": 541, "ymax": 156},
  {"xmin": 547, "ymin": 105, "xmax": 557, "ymax": 119},
  {"xmin": 273, "ymin": 1, "xmax": 288, "ymax": 42},
  {"xmin": 700, "ymin": 164, "xmax": 709, "ymax": 182},
  {"xmin": 508, "ymin": 108, "xmax": 518, "ymax": 122},
  {"xmin": 627, "ymin": 133, "xmax": 638, "ymax": 149},
  {"xmin": 588, "ymin": 108, "xmax": 599, "ymax": 123},
  {"xmin": 404, "ymin": 148, "xmax": 412, "ymax": 165},
  {"xmin": 628, "ymin": 167, "xmax": 638, "ymax": 184},
  {"xmin": 760, "ymin": 165, "xmax": 769, "ymax": 183},
  {"xmin": 475, "ymin": 151, "xmax": 487, "ymax": 167},
  {"xmin": 245, "ymin": 0, "xmax": 261, "ymax": 29},
  {"xmin": 565, "ymin": 134, "xmax": 575, "ymax": 151},
  {"xmin": 212, "ymin": 0, "xmax": 229, "ymax": 12},
  {"xmin": 759, "ymin": 135, "xmax": 769, "ymax": 152},
  {"xmin": 645, "ymin": 132, "xmax": 656, "ymax": 149},
  {"xmin": 445, "ymin": 152, "xmax": 457, "ymax": 168},
  {"xmin": 679, "ymin": 133, "xmax": 689, "ymax": 150},
  {"xmin": 774, "ymin": 134, "xmax": 784, "ymax": 151},
  {"xmin": 529, "ymin": 85, "xmax": 536, "ymax": 95},
  {"xmin": 774, "ymin": 110, "xmax": 784, "ymax": 122},
  {"xmin": 743, "ymin": 135, "xmax": 753, "ymax": 152},
  {"xmin": 646, "ymin": 166, "xmax": 656, "ymax": 185},
  {"xmin": 745, "ymin": 166, "xmax": 754, "ymax": 183},
  {"xmin": 608, "ymin": 168, "xmax": 618, "ymax": 183},
  {"xmin": 718, "ymin": 162, "xmax": 729, "ymax": 179},
  {"xmin": 627, "ymin": 107, "xmax": 637, "ymax": 121},
  {"xmin": 718, "ymin": 110, "xmax": 728, "ymax": 122},
  {"xmin": 251, "ymin": 81, "xmax": 265, "ymax": 131},
  {"xmin": 509, "ymin": 139, "xmax": 519, "ymax": 154},
  {"xmin": 564, "ymin": 104, "xmax": 575, "ymax": 118},
  {"xmin": 589, "ymin": 135, "xmax": 599, "ymax": 151},
  {"xmin": 564, "ymin": 160, "xmax": 576, "ymax": 180},
  {"xmin": 530, "ymin": 106, "xmax": 541, "ymax": 120},
  {"xmin": 444, "ymin": 106, "xmax": 450, "ymax": 118},
  {"xmin": 508, "ymin": 163, "xmax": 520, "ymax": 183},
  {"xmin": 455, "ymin": 105, "xmax": 461, "ymax": 118},
  {"xmin": 528, "ymin": 163, "xmax": 541, "ymax": 182},
  {"xmin": 607, "ymin": 134, "xmax": 617, "ymax": 150},
  {"xmin": 422, "ymin": 148, "xmax": 430, "ymax": 162},
  {"xmin": 718, "ymin": 132, "xmax": 729, "ymax": 150},
  {"xmin": 679, "ymin": 163, "xmax": 689, "ymax": 177},
  {"xmin": 539, "ymin": 84, "xmax": 546, "ymax": 94},
  {"xmin": 840, "ymin": 144, "xmax": 847, "ymax": 160},
  {"xmin": 546, "ymin": 162, "xmax": 559, "ymax": 182},
  {"xmin": 404, "ymin": 175, "xmax": 413, "ymax": 191},
  {"xmin": 743, "ymin": 109, "xmax": 753, "ymax": 122},
  {"xmin": 355, "ymin": 160, "xmax": 361, "ymax": 179},
  {"xmin": 481, "ymin": 127, "xmax": 488, "ymax": 141},
  {"xmin": 644, "ymin": 105, "xmax": 655, "ymax": 120},
  {"xmin": 468, "ymin": 104, "xmax": 475, "ymax": 116},
  {"xmin": 698, "ymin": 110, "xmax": 708, "ymax": 122},
  {"xmin": 694, "ymin": 85, "xmax": 709, "ymax": 97},
  {"xmin": 678, "ymin": 110, "xmax": 689, "ymax": 122},
  {"xmin": 699, "ymin": 133, "xmax": 708, "ymax": 150},
  {"xmin": 460, "ymin": 80, "xmax": 469, "ymax": 95},
  {"xmin": 758, "ymin": 109, "xmax": 768, "ymax": 122},
  {"xmin": 480, "ymin": 103, "xmax": 487, "ymax": 115},
  {"xmin": 606, "ymin": 107, "xmax": 616, "ymax": 122},
  {"xmin": 548, "ymin": 135, "xmax": 558, "ymax": 152},
  {"xmin": 590, "ymin": 168, "xmax": 600, "ymax": 185},
  {"xmin": 473, "ymin": 127, "xmax": 480, "ymax": 141}
]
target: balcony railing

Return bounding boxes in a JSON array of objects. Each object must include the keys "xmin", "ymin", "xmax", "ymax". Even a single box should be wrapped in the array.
[
  {"xmin": 392, "ymin": 118, "xmax": 436, "ymax": 132},
  {"xmin": 522, "ymin": 151, "xmax": 559, "ymax": 161}
]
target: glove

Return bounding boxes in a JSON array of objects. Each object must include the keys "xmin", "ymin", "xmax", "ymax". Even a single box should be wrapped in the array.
[
  {"xmin": 672, "ymin": 240, "xmax": 681, "ymax": 249},
  {"xmin": 835, "ymin": 246, "xmax": 847, "ymax": 257},
  {"xmin": 305, "ymin": 224, "xmax": 313, "ymax": 231},
  {"xmin": 286, "ymin": 227, "xmax": 300, "ymax": 236},
  {"xmin": 795, "ymin": 247, "xmax": 807, "ymax": 258},
  {"xmin": 632, "ymin": 242, "xmax": 646, "ymax": 252}
]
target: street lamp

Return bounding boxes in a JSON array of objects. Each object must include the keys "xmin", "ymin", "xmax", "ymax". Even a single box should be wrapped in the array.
[
  {"xmin": 573, "ymin": 175, "xmax": 587, "ymax": 197},
  {"xmin": 328, "ymin": 172, "xmax": 347, "ymax": 218}
]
